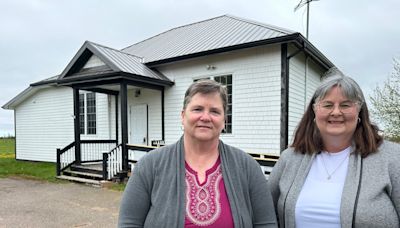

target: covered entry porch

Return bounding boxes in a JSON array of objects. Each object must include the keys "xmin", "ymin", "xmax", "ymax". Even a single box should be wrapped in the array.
[{"xmin": 54, "ymin": 41, "xmax": 173, "ymax": 182}]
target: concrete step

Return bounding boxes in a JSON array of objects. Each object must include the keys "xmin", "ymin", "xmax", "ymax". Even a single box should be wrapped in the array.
[
  {"xmin": 57, "ymin": 175, "xmax": 101, "ymax": 186},
  {"xmin": 63, "ymin": 170, "xmax": 103, "ymax": 179}
]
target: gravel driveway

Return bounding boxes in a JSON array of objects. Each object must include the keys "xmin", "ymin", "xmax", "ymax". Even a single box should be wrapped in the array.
[{"xmin": 0, "ymin": 178, "xmax": 122, "ymax": 228}]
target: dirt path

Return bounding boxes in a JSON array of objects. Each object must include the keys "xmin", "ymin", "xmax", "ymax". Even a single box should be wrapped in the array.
[{"xmin": 0, "ymin": 177, "xmax": 122, "ymax": 228}]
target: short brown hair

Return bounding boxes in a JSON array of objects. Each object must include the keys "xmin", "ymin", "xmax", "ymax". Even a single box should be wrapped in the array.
[
  {"xmin": 291, "ymin": 68, "xmax": 383, "ymax": 157},
  {"xmin": 182, "ymin": 79, "xmax": 228, "ymax": 114}
]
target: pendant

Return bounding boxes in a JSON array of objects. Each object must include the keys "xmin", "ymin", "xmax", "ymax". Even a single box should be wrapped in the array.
[{"xmin": 327, "ymin": 175, "xmax": 331, "ymax": 180}]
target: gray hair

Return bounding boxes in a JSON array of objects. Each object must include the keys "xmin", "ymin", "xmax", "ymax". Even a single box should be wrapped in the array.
[
  {"xmin": 313, "ymin": 67, "xmax": 365, "ymax": 106},
  {"xmin": 182, "ymin": 79, "xmax": 228, "ymax": 114}
]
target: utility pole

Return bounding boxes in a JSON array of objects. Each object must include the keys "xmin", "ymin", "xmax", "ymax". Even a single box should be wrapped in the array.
[{"xmin": 295, "ymin": 0, "xmax": 319, "ymax": 39}]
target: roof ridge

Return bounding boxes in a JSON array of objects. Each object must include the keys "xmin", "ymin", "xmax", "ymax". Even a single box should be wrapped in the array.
[
  {"xmin": 86, "ymin": 40, "xmax": 144, "ymax": 60},
  {"xmin": 224, "ymin": 14, "xmax": 295, "ymax": 34},
  {"xmin": 121, "ymin": 15, "xmax": 228, "ymax": 51}
]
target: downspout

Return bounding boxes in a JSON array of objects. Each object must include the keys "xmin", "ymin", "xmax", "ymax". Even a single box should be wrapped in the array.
[{"xmin": 280, "ymin": 42, "xmax": 306, "ymax": 152}]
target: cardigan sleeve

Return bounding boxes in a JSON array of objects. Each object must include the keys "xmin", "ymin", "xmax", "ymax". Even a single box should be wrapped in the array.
[
  {"xmin": 268, "ymin": 150, "xmax": 287, "ymax": 211},
  {"xmin": 387, "ymin": 143, "xmax": 400, "ymax": 219},
  {"xmin": 118, "ymin": 159, "xmax": 152, "ymax": 228},
  {"xmin": 248, "ymin": 157, "xmax": 278, "ymax": 228}
]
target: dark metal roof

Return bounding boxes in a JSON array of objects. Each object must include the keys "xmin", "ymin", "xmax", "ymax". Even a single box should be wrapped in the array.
[
  {"xmin": 59, "ymin": 41, "xmax": 172, "ymax": 83},
  {"xmin": 122, "ymin": 15, "xmax": 296, "ymax": 63},
  {"xmin": 89, "ymin": 42, "xmax": 171, "ymax": 81}
]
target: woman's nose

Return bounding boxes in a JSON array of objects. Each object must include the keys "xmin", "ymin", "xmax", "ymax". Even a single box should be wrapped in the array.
[
  {"xmin": 330, "ymin": 105, "xmax": 343, "ymax": 115},
  {"xmin": 199, "ymin": 111, "xmax": 211, "ymax": 121}
]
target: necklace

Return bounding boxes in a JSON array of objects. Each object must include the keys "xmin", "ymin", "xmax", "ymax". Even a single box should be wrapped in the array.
[{"xmin": 320, "ymin": 152, "xmax": 349, "ymax": 180}]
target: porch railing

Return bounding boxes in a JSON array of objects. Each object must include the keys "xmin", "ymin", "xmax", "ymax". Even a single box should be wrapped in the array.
[
  {"xmin": 56, "ymin": 142, "xmax": 76, "ymax": 176},
  {"xmin": 102, "ymin": 144, "xmax": 123, "ymax": 180},
  {"xmin": 81, "ymin": 140, "xmax": 117, "ymax": 162},
  {"xmin": 56, "ymin": 140, "xmax": 117, "ymax": 176},
  {"xmin": 101, "ymin": 144, "xmax": 158, "ymax": 180},
  {"xmin": 127, "ymin": 144, "xmax": 156, "ymax": 172}
]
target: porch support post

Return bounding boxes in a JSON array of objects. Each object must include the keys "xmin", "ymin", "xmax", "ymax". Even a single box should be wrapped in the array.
[
  {"xmin": 73, "ymin": 87, "xmax": 81, "ymax": 164},
  {"xmin": 115, "ymin": 95, "xmax": 119, "ymax": 145},
  {"xmin": 280, "ymin": 43, "xmax": 289, "ymax": 152},
  {"xmin": 161, "ymin": 88, "xmax": 165, "ymax": 141},
  {"xmin": 120, "ymin": 82, "xmax": 129, "ymax": 172}
]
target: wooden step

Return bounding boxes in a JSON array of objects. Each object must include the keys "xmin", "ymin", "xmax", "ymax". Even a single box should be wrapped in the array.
[
  {"xmin": 57, "ymin": 175, "xmax": 101, "ymax": 186},
  {"xmin": 63, "ymin": 170, "xmax": 103, "ymax": 179},
  {"xmin": 70, "ymin": 165, "xmax": 102, "ymax": 174}
]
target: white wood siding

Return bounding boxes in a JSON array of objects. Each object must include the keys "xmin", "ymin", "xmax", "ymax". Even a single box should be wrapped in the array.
[
  {"xmin": 15, "ymin": 87, "xmax": 74, "ymax": 162},
  {"xmin": 288, "ymin": 46, "xmax": 324, "ymax": 145},
  {"xmin": 158, "ymin": 45, "xmax": 282, "ymax": 155},
  {"xmin": 14, "ymin": 87, "xmax": 111, "ymax": 162}
]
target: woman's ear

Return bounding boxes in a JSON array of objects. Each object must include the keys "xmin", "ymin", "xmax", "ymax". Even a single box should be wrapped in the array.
[{"xmin": 181, "ymin": 110, "xmax": 185, "ymax": 124}]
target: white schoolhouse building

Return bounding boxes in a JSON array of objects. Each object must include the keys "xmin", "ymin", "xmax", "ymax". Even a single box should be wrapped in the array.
[{"xmin": 3, "ymin": 15, "xmax": 334, "ymax": 182}]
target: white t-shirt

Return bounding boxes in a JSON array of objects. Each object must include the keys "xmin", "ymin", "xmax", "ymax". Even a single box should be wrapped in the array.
[{"xmin": 295, "ymin": 147, "xmax": 351, "ymax": 228}]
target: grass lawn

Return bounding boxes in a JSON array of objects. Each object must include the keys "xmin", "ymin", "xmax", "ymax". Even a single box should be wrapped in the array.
[
  {"xmin": 0, "ymin": 137, "xmax": 126, "ymax": 190},
  {"xmin": 0, "ymin": 137, "xmax": 15, "ymax": 156},
  {"xmin": 0, "ymin": 137, "xmax": 60, "ymax": 182}
]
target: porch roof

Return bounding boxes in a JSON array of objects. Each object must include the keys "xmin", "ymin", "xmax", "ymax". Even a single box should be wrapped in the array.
[{"xmin": 57, "ymin": 41, "xmax": 173, "ymax": 87}]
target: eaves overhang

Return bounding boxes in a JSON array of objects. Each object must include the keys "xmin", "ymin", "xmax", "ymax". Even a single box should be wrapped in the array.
[
  {"xmin": 145, "ymin": 33, "xmax": 334, "ymax": 71},
  {"xmin": 291, "ymin": 33, "xmax": 334, "ymax": 70},
  {"xmin": 56, "ymin": 71, "xmax": 174, "ymax": 88}
]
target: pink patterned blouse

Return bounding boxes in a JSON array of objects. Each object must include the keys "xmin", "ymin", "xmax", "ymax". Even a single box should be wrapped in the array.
[{"xmin": 184, "ymin": 158, "xmax": 234, "ymax": 227}]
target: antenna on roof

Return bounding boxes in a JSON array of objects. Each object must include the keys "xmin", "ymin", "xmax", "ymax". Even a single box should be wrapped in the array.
[{"xmin": 294, "ymin": 0, "xmax": 320, "ymax": 39}]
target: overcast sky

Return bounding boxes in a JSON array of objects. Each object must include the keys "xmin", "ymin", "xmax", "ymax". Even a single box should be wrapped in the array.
[{"xmin": 1, "ymin": 0, "xmax": 399, "ymax": 136}]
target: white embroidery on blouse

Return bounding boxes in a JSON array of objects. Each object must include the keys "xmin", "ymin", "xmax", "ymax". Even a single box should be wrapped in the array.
[{"xmin": 185, "ymin": 164, "xmax": 222, "ymax": 226}]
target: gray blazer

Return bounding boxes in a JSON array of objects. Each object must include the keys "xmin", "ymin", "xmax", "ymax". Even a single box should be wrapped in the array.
[
  {"xmin": 268, "ymin": 140, "xmax": 400, "ymax": 228},
  {"xmin": 118, "ymin": 136, "xmax": 278, "ymax": 228}
]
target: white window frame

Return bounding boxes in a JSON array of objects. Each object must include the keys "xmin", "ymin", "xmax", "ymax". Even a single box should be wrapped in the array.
[{"xmin": 79, "ymin": 92, "xmax": 97, "ymax": 135}]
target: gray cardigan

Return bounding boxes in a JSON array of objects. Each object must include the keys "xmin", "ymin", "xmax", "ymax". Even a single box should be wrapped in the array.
[
  {"xmin": 118, "ymin": 137, "xmax": 277, "ymax": 228},
  {"xmin": 268, "ymin": 140, "xmax": 400, "ymax": 228}
]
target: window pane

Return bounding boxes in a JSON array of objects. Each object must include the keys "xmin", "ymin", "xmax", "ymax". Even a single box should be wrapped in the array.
[
  {"xmin": 214, "ymin": 75, "xmax": 232, "ymax": 133},
  {"xmin": 86, "ymin": 93, "xmax": 96, "ymax": 134},
  {"xmin": 79, "ymin": 94, "xmax": 85, "ymax": 134}
]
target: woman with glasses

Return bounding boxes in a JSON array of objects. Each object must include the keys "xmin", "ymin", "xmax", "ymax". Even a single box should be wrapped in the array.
[{"xmin": 268, "ymin": 68, "xmax": 400, "ymax": 228}]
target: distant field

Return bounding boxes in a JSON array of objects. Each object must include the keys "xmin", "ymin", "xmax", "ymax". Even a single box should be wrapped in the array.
[{"xmin": 0, "ymin": 138, "xmax": 15, "ymax": 156}]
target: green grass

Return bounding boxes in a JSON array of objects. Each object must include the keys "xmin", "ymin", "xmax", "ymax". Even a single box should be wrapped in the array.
[
  {"xmin": 0, "ymin": 138, "xmax": 60, "ymax": 182},
  {"xmin": 0, "ymin": 157, "xmax": 61, "ymax": 182},
  {"xmin": 0, "ymin": 137, "xmax": 15, "ymax": 155},
  {"xmin": 109, "ymin": 182, "xmax": 126, "ymax": 191}
]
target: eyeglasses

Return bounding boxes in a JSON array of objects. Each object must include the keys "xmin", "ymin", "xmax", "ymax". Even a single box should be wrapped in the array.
[{"xmin": 314, "ymin": 101, "xmax": 361, "ymax": 114}]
